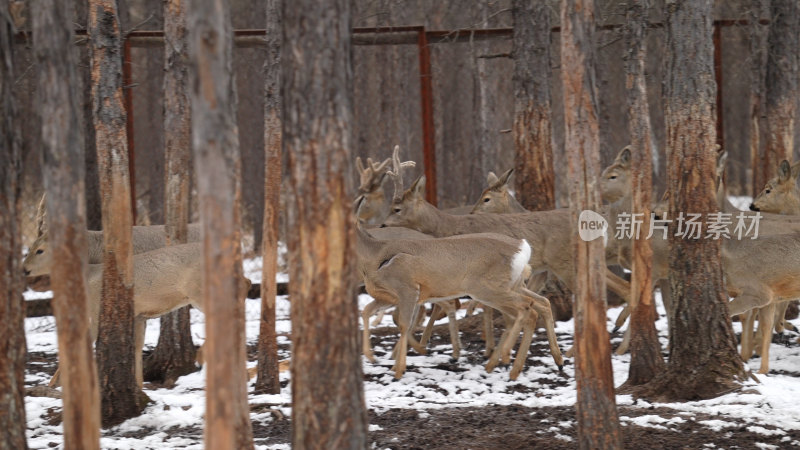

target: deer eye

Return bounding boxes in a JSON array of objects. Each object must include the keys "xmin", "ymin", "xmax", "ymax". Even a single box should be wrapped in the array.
[
  {"xmin": 765, "ymin": 189, "xmax": 771, "ymax": 194},
  {"xmin": 393, "ymin": 207, "xmax": 401, "ymax": 213},
  {"xmin": 483, "ymin": 198, "xmax": 490, "ymax": 203},
  {"xmin": 609, "ymin": 175, "xmax": 617, "ymax": 180},
  {"xmin": 36, "ymin": 249, "xmax": 44, "ymax": 255}
]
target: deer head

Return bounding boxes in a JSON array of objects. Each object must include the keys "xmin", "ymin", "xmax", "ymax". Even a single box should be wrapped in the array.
[
  {"xmin": 751, "ymin": 159, "xmax": 800, "ymax": 214},
  {"xmin": 470, "ymin": 168, "xmax": 526, "ymax": 214}
]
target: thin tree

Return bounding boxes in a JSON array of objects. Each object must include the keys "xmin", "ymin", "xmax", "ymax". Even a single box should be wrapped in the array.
[
  {"xmin": 255, "ymin": 0, "xmax": 282, "ymax": 395},
  {"xmin": 143, "ymin": 0, "xmax": 197, "ymax": 387},
  {"xmin": 620, "ymin": 0, "xmax": 664, "ymax": 388},
  {"xmin": 32, "ymin": 0, "xmax": 101, "ymax": 446},
  {"xmin": 89, "ymin": 0, "xmax": 146, "ymax": 426},
  {"xmin": 0, "ymin": 2, "xmax": 27, "ymax": 447},
  {"xmin": 560, "ymin": 0, "xmax": 623, "ymax": 448},
  {"xmin": 764, "ymin": 0, "xmax": 798, "ymax": 170},
  {"xmin": 749, "ymin": 0, "xmax": 769, "ymax": 196},
  {"xmin": 187, "ymin": 0, "xmax": 254, "ymax": 448},
  {"xmin": 512, "ymin": 0, "xmax": 555, "ymax": 211},
  {"xmin": 637, "ymin": 0, "xmax": 746, "ymax": 401},
  {"xmin": 283, "ymin": 0, "xmax": 369, "ymax": 448}
]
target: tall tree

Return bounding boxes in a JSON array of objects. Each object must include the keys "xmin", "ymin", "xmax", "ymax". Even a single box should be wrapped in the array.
[
  {"xmin": 255, "ymin": 0, "xmax": 282, "ymax": 395},
  {"xmin": 283, "ymin": 0, "xmax": 369, "ymax": 448},
  {"xmin": 0, "ymin": 2, "xmax": 27, "ymax": 447},
  {"xmin": 512, "ymin": 0, "xmax": 573, "ymax": 322},
  {"xmin": 89, "ymin": 0, "xmax": 146, "ymax": 426},
  {"xmin": 621, "ymin": 0, "xmax": 664, "ymax": 387},
  {"xmin": 560, "ymin": 0, "xmax": 623, "ymax": 448},
  {"xmin": 32, "ymin": 0, "xmax": 101, "ymax": 446},
  {"xmin": 638, "ymin": 0, "xmax": 746, "ymax": 401},
  {"xmin": 764, "ymin": 0, "xmax": 798, "ymax": 170},
  {"xmin": 143, "ymin": 0, "xmax": 197, "ymax": 387},
  {"xmin": 512, "ymin": 0, "xmax": 555, "ymax": 211},
  {"xmin": 187, "ymin": 1, "xmax": 254, "ymax": 448},
  {"xmin": 749, "ymin": 0, "xmax": 769, "ymax": 196}
]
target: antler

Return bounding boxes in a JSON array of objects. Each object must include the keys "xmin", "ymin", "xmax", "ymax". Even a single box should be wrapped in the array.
[
  {"xmin": 387, "ymin": 145, "xmax": 416, "ymax": 202},
  {"xmin": 356, "ymin": 156, "xmax": 392, "ymax": 194}
]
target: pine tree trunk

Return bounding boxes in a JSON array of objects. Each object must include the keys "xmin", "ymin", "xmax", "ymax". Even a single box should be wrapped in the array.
[
  {"xmin": 636, "ymin": 0, "xmax": 746, "ymax": 401},
  {"xmin": 255, "ymin": 0, "xmax": 282, "ymax": 395},
  {"xmin": 560, "ymin": 0, "xmax": 622, "ymax": 448},
  {"xmin": 143, "ymin": 0, "xmax": 197, "ymax": 387},
  {"xmin": 187, "ymin": 0, "xmax": 254, "ymax": 448},
  {"xmin": 512, "ymin": 0, "xmax": 555, "ymax": 212},
  {"xmin": 621, "ymin": 0, "xmax": 664, "ymax": 388},
  {"xmin": 749, "ymin": 0, "xmax": 768, "ymax": 197},
  {"xmin": 32, "ymin": 0, "xmax": 101, "ymax": 445},
  {"xmin": 765, "ymin": 0, "xmax": 799, "ymax": 168},
  {"xmin": 283, "ymin": 1, "xmax": 369, "ymax": 448},
  {"xmin": 89, "ymin": 0, "xmax": 146, "ymax": 427},
  {"xmin": 0, "ymin": 4, "xmax": 28, "ymax": 447}
]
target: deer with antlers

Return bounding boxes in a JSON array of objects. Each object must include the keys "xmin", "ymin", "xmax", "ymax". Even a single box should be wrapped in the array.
[{"xmin": 357, "ymin": 146, "xmax": 563, "ymax": 379}]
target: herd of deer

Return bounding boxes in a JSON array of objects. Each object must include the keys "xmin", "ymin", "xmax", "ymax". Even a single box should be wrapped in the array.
[{"xmin": 20, "ymin": 143, "xmax": 800, "ymax": 390}]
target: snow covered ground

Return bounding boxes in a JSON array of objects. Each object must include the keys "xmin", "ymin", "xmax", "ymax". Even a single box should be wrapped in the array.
[{"xmin": 22, "ymin": 250, "xmax": 800, "ymax": 449}]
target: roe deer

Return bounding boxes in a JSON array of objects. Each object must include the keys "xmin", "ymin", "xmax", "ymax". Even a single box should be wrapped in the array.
[
  {"xmin": 750, "ymin": 160, "xmax": 800, "ymax": 215},
  {"xmin": 470, "ymin": 169, "xmax": 527, "ymax": 215},
  {"xmin": 23, "ymin": 240, "xmax": 250, "ymax": 388}
]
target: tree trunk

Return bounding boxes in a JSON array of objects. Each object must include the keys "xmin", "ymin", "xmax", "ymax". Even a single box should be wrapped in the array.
[
  {"xmin": 143, "ymin": 0, "xmax": 197, "ymax": 387},
  {"xmin": 0, "ymin": 4, "xmax": 28, "ymax": 447},
  {"xmin": 621, "ymin": 0, "xmax": 664, "ymax": 388},
  {"xmin": 512, "ymin": 0, "xmax": 555, "ymax": 212},
  {"xmin": 283, "ymin": 1, "xmax": 369, "ymax": 448},
  {"xmin": 187, "ymin": 1, "xmax": 254, "ymax": 448},
  {"xmin": 636, "ymin": 0, "xmax": 746, "ymax": 401},
  {"xmin": 89, "ymin": 0, "xmax": 146, "ymax": 427},
  {"xmin": 255, "ymin": 0, "xmax": 282, "ymax": 395},
  {"xmin": 765, "ymin": 0, "xmax": 799, "ymax": 170},
  {"xmin": 749, "ymin": 0, "xmax": 769, "ymax": 197},
  {"xmin": 560, "ymin": 1, "xmax": 623, "ymax": 448},
  {"xmin": 32, "ymin": 0, "xmax": 101, "ymax": 446}
]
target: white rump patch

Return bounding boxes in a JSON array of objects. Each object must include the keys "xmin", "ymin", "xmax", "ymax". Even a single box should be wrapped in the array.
[{"xmin": 510, "ymin": 240, "xmax": 531, "ymax": 284}]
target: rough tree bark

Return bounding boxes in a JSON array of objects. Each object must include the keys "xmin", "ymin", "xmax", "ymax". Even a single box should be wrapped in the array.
[
  {"xmin": 764, "ymin": 0, "xmax": 798, "ymax": 170},
  {"xmin": 283, "ymin": 1, "xmax": 369, "ymax": 448},
  {"xmin": 621, "ymin": 0, "xmax": 664, "ymax": 388},
  {"xmin": 32, "ymin": 0, "xmax": 101, "ymax": 446},
  {"xmin": 560, "ymin": 0, "xmax": 623, "ymax": 448},
  {"xmin": 255, "ymin": 0, "xmax": 281, "ymax": 395},
  {"xmin": 512, "ymin": 0, "xmax": 572, "ymax": 322},
  {"xmin": 143, "ymin": 0, "xmax": 197, "ymax": 387},
  {"xmin": 512, "ymin": 0, "xmax": 555, "ymax": 211},
  {"xmin": 749, "ymin": 0, "xmax": 769, "ymax": 196},
  {"xmin": 0, "ymin": 2, "xmax": 27, "ymax": 447},
  {"xmin": 89, "ymin": 0, "xmax": 146, "ymax": 427},
  {"xmin": 636, "ymin": 0, "xmax": 746, "ymax": 401},
  {"xmin": 187, "ymin": 1, "xmax": 254, "ymax": 448}
]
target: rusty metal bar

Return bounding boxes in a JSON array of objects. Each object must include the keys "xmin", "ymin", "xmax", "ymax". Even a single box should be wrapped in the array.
[
  {"xmin": 416, "ymin": 28, "xmax": 438, "ymax": 206},
  {"xmin": 714, "ymin": 23, "xmax": 724, "ymax": 149},
  {"xmin": 122, "ymin": 37, "xmax": 137, "ymax": 223}
]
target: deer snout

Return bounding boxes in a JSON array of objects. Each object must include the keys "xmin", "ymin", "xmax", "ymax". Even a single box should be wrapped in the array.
[
  {"xmin": 24, "ymin": 268, "xmax": 30, "ymax": 277},
  {"xmin": 379, "ymin": 223, "xmax": 387, "ymax": 228},
  {"xmin": 749, "ymin": 203, "xmax": 760, "ymax": 212}
]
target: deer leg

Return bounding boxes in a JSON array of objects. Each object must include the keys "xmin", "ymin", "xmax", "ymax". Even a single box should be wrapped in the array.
[
  {"xmin": 524, "ymin": 289, "xmax": 564, "ymax": 369},
  {"xmin": 508, "ymin": 308, "xmax": 536, "ymax": 380},
  {"xmin": 444, "ymin": 302, "xmax": 461, "ymax": 360},
  {"xmin": 483, "ymin": 306, "xmax": 495, "ymax": 357},
  {"xmin": 370, "ymin": 310, "xmax": 385, "ymax": 327},
  {"xmin": 486, "ymin": 308, "xmax": 523, "ymax": 374},
  {"xmin": 615, "ymin": 326, "xmax": 632, "ymax": 355},
  {"xmin": 362, "ymin": 300, "xmax": 382, "ymax": 363},
  {"xmin": 134, "ymin": 316, "xmax": 146, "ymax": 389},
  {"xmin": 758, "ymin": 303, "xmax": 776, "ymax": 375},
  {"xmin": 419, "ymin": 304, "xmax": 440, "ymax": 349},
  {"xmin": 391, "ymin": 291, "xmax": 421, "ymax": 379},
  {"xmin": 605, "ymin": 269, "xmax": 631, "ymax": 304},
  {"xmin": 613, "ymin": 305, "xmax": 630, "ymax": 333},
  {"xmin": 740, "ymin": 310, "xmax": 756, "ymax": 361},
  {"xmin": 499, "ymin": 312, "xmax": 516, "ymax": 364}
]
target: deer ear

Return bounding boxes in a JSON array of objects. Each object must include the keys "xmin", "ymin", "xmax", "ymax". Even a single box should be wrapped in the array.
[
  {"xmin": 618, "ymin": 146, "xmax": 631, "ymax": 167},
  {"xmin": 409, "ymin": 175, "xmax": 426, "ymax": 198},
  {"xmin": 35, "ymin": 192, "xmax": 48, "ymax": 237},
  {"xmin": 716, "ymin": 151, "xmax": 728, "ymax": 176},
  {"xmin": 486, "ymin": 171, "xmax": 498, "ymax": 185},
  {"xmin": 497, "ymin": 168, "xmax": 514, "ymax": 186},
  {"xmin": 791, "ymin": 162, "xmax": 800, "ymax": 180},
  {"xmin": 356, "ymin": 156, "xmax": 365, "ymax": 173},
  {"xmin": 779, "ymin": 160, "xmax": 792, "ymax": 182}
]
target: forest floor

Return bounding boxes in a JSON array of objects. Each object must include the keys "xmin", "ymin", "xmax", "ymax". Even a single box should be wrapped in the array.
[{"xmin": 21, "ymin": 253, "xmax": 800, "ymax": 449}]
